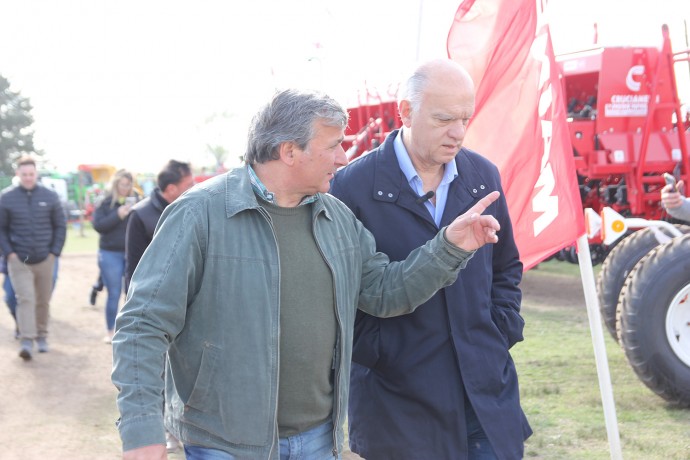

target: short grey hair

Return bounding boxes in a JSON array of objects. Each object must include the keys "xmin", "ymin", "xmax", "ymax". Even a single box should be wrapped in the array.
[
  {"xmin": 245, "ymin": 89, "xmax": 349, "ymax": 165},
  {"xmin": 397, "ymin": 66, "xmax": 428, "ymax": 114}
]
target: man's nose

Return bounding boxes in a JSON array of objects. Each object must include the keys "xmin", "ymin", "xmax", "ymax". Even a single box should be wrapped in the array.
[
  {"xmin": 335, "ymin": 146, "xmax": 348, "ymax": 167},
  {"xmin": 448, "ymin": 121, "xmax": 467, "ymax": 140}
]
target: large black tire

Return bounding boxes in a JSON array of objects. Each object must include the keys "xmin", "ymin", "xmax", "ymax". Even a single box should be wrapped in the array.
[
  {"xmin": 596, "ymin": 225, "xmax": 690, "ymax": 342},
  {"xmin": 618, "ymin": 234, "xmax": 690, "ymax": 407}
]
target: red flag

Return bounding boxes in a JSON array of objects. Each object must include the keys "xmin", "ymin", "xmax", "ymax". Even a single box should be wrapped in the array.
[{"xmin": 447, "ymin": 0, "xmax": 585, "ymax": 270}]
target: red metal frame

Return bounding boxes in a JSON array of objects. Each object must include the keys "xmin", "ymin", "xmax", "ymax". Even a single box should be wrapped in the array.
[{"xmin": 343, "ymin": 86, "xmax": 401, "ymax": 160}]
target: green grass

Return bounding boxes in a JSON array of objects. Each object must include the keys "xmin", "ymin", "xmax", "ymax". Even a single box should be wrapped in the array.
[
  {"xmin": 518, "ymin": 262, "xmax": 690, "ymax": 459},
  {"xmin": 63, "ymin": 221, "xmax": 99, "ymax": 254}
]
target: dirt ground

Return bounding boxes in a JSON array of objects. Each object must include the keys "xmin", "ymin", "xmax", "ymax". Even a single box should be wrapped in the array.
[{"xmin": 0, "ymin": 253, "xmax": 579, "ymax": 460}]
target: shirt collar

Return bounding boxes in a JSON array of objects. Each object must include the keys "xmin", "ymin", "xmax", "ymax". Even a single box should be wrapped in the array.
[
  {"xmin": 393, "ymin": 129, "xmax": 458, "ymax": 188},
  {"xmin": 247, "ymin": 164, "xmax": 318, "ymax": 206}
]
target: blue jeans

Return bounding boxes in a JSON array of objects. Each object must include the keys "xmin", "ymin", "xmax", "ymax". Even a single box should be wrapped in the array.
[
  {"xmin": 4, "ymin": 258, "xmax": 59, "ymax": 319},
  {"xmin": 97, "ymin": 249, "xmax": 125, "ymax": 331},
  {"xmin": 466, "ymin": 398, "xmax": 498, "ymax": 460},
  {"xmin": 184, "ymin": 421, "xmax": 339, "ymax": 460}
]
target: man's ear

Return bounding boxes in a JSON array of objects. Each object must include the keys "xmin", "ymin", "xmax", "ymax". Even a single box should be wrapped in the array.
[
  {"xmin": 278, "ymin": 142, "xmax": 298, "ymax": 166},
  {"xmin": 399, "ymin": 99, "xmax": 413, "ymax": 127}
]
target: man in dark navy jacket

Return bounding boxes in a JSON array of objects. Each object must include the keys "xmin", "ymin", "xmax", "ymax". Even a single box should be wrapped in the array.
[
  {"xmin": 331, "ymin": 59, "xmax": 531, "ymax": 459},
  {"xmin": 0, "ymin": 155, "xmax": 66, "ymax": 361}
]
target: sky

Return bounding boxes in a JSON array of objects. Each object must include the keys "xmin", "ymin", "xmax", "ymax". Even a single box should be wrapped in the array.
[{"xmin": 2, "ymin": 0, "xmax": 690, "ymax": 174}]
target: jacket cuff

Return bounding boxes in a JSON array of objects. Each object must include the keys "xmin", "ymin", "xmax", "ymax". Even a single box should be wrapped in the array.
[
  {"xmin": 118, "ymin": 414, "xmax": 167, "ymax": 452},
  {"xmin": 440, "ymin": 227, "xmax": 475, "ymax": 269}
]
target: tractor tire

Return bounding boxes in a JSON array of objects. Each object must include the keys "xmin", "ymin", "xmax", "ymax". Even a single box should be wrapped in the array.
[
  {"xmin": 618, "ymin": 234, "xmax": 690, "ymax": 407},
  {"xmin": 596, "ymin": 225, "xmax": 690, "ymax": 342}
]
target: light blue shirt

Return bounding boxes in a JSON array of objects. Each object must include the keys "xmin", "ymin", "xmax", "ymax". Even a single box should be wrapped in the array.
[{"xmin": 393, "ymin": 130, "xmax": 458, "ymax": 227}]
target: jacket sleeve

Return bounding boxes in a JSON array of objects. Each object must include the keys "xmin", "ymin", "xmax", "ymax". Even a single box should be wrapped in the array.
[
  {"xmin": 92, "ymin": 198, "xmax": 122, "ymax": 234},
  {"xmin": 112, "ymin": 198, "xmax": 204, "ymax": 451},
  {"xmin": 355, "ymin": 214, "xmax": 475, "ymax": 318},
  {"xmin": 489, "ymin": 184, "xmax": 525, "ymax": 349},
  {"xmin": 124, "ymin": 211, "xmax": 147, "ymax": 293},
  {"xmin": 666, "ymin": 197, "xmax": 690, "ymax": 222},
  {"xmin": 0, "ymin": 196, "xmax": 13, "ymax": 256},
  {"xmin": 50, "ymin": 193, "xmax": 67, "ymax": 256}
]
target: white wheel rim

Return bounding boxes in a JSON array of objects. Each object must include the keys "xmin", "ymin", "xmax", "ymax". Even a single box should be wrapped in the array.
[{"xmin": 666, "ymin": 283, "xmax": 690, "ymax": 368}]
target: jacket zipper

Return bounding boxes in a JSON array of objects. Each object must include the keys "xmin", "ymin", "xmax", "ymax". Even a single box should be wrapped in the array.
[
  {"xmin": 258, "ymin": 207, "xmax": 281, "ymax": 460},
  {"xmin": 312, "ymin": 212, "xmax": 342, "ymax": 458}
]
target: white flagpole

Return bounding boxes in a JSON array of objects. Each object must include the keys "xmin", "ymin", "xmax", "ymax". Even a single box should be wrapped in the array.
[
  {"xmin": 576, "ymin": 234, "xmax": 623, "ymax": 459},
  {"xmin": 415, "ymin": 0, "xmax": 424, "ymax": 61}
]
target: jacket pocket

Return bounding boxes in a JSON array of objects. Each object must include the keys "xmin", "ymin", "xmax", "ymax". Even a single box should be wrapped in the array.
[
  {"xmin": 181, "ymin": 343, "xmax": 272, "ymax": 447},
  {"xmin": 185, "ymin": 344, "xmax": 220, "ymax": 409}
]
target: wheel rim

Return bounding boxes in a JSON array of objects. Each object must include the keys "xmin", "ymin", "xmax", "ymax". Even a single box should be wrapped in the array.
[{"xmin": 665, "ymin": 283, "xmax": 690, "ymax": 367}]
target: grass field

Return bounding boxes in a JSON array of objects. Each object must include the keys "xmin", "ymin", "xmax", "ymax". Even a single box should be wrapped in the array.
[
  {"xmin": 63, "ymin": 221, "xmax": 99, "ymax": 254},
  {"xmin": 518, "ymin": 260, "xmax": 690, "ymax": 459}
]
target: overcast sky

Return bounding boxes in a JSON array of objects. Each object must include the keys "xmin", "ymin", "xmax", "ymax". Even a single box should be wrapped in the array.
[{"xmin": 2, "ymin": 0, "xmax": 689, "ymax": 173}]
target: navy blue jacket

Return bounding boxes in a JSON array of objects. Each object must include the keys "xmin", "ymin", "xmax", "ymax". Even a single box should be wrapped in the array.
[
  {"xmin": 0, "ymin": 183, "xmax": 66, "ymax": 264},
  {"xmin": 330, "ymin": 131, "xmax": 531, "ymax": 460}
]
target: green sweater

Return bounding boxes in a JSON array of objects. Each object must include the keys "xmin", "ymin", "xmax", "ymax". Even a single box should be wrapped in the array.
[{"xmin": 264, "ymin": 201, "xmax": 336, "ymax": 437}]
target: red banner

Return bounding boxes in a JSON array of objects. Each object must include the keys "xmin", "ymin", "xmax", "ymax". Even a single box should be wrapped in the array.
[{"xmin": 447, "ymin": 0, "xmax": 585, "ymax": 270}]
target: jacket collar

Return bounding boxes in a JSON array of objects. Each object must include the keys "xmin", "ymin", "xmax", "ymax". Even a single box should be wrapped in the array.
[{"xmin": 224, "ymin": 166, "xmax": 331, "ymax": 221}]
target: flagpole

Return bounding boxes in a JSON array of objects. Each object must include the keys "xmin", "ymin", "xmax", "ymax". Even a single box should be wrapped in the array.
[
  {"xmin": 415, "ymin": 0, "xmax": 424, "ymax": 61},
  {"xmin": 576, "ymin": 234, "xmax": 623, "ymax": 460}
]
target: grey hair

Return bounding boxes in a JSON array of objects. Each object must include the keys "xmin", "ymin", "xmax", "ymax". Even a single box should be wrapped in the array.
[
  {"xmin": 245, "ymin": 89, "xmax": 349, "ymax": 165},
  {"xmin": 397, "ymin": 65, "xmax": 429, "ymax": 114}
]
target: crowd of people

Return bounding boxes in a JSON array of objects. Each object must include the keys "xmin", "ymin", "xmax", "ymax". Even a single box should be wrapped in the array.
[
  {"xmin": 2, "ymin": 57, "xmax": 688, "ymax": 460},
  {"xmin": 0, "ymin": 157, "xmax": 194, "ymax": 356}
]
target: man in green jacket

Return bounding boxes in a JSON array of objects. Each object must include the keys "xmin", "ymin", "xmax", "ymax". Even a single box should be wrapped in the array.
[{"xmin": 112, "ymin": 89, "xmax": 502, "ymax": 460}]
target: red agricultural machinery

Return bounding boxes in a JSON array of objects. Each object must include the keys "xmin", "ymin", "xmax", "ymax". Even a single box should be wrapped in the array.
[
  {"xmin": 554, "ymin": 24, "xmax": 690, "ymax": 264},
  {"xmin": 556, "ymin": 27, "xmax": 690, "ymax": 406}
]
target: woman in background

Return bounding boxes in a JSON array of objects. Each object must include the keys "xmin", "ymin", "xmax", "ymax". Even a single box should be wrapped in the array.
[{"xmin": 92, "ymin": 169, "xmax": 139, "ymax": 343}]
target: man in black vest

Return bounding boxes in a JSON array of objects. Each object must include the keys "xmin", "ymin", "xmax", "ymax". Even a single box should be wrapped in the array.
[{"xmin": 124, "ymin": 160, "xmax": 194, "ymax": 293}]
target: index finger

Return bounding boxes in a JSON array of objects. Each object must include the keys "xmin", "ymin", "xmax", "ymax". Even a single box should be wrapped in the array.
[{"xmin": 467, "ymin": 191, "xmax": 500, "ymax": 216}]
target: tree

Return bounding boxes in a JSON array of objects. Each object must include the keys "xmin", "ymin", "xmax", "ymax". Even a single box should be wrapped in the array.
[
  {"xmin": 0, "ymin": 74, "xmax": 41, "ymax": 176},
  {"xmin": 201, "ymin": 111, "xmax": 238, "ymax": 170},
  {"xmin": 206, "ymin": 143, "xmax": 229, "ymax": 169}
]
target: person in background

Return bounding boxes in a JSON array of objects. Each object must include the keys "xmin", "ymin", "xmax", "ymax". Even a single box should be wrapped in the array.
[
  {"xmin": 92, "ymin": 169, "xmax": 140, "ymax": 343},
  {"xmin": 661, "ymin": 179, "xmax": 690, "ymax": 222},
  {"xmin": 330, "ymin": 59, "xmax": 531, "ymax": 459},
  {"xmin": 123, "ymin": 159, "xmax": 194, "ymax": 454},
  {"xmin": 124, "ymin": 160, "xmax": 194, "ymax": 293},
  {"xmin": 111, "ymin": 88, "xmax": 503, "ymax": 460},
  {"xmin": 0, "ymin": 155, "xmax": 66, "ymax": 361},
  {"xmin": 1, "ymin": 254, "xmax": 18, "ymax": 337}
]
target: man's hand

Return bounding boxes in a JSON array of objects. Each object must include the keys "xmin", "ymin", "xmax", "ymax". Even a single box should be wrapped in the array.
[
  {"xmin": 661, "ymin": 181, "xmax": 685, "ymax": 210},
  {"xmin": 445, "ymin": 191, "xmax": 501, "ymax": 251},
  {"xmin": 123, "ymin": 444, "xmax": 167, "ymax": 460}
]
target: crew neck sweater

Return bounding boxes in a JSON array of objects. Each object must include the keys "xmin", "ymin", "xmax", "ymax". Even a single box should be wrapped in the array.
[{"xmin": 263, "ymin": 201, "xmax": 336, "ymax": 437}]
